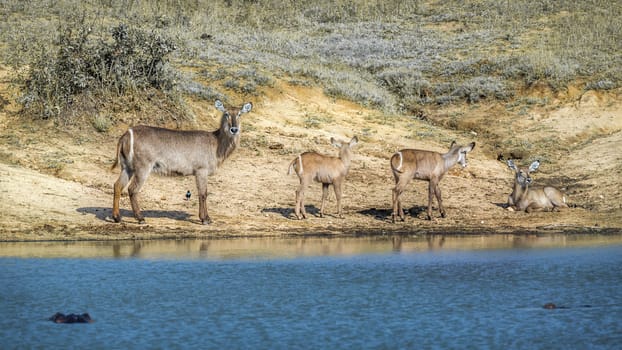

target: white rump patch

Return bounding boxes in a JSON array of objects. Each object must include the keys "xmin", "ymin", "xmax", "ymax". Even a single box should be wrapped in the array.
[
  {"xmin": 395, "ymin": 151, "xmax": 403, "ymax": 171},
  {"xmin": 128, "ymin": 128, "xmax": 134, "ymax": 163},
  {"xmin": 298, "ymin": 154, "xmax": 303, "ymax": 174}
]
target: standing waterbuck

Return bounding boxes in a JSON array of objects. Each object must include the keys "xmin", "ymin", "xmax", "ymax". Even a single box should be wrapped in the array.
[
  {"xmin": 288, "ymin": 136, "xmax": 358, "ymax": 219},
  {"xmin": 507, "ymin": 160, "xmax": 568, "ymax": 212},
  {"xmin": 390, "ymin": 141, "xmax": 475, "ymax": 222},
  {"xmin": 111, "ymin": 99, "xmax": 253, "ymax": 224}
]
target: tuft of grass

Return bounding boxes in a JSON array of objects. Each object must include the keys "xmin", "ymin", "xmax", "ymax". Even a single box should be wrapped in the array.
[
  {"xmin": 92, "ymin": 114, "xmax": 112, "ymax": 133},
  {"xmin": 303, "ymin": 113, "xmax": 334, "ymax": 129}
]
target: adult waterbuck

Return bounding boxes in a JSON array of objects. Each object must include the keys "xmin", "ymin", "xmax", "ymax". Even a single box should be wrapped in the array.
[
  {"xmin": 390, "ymin": 141, "xmax": 475, "ymax": 222},
  {"xmin": 111, "ymin": 99, "xmax": 253, "ymax": 224},
  {"xmin": 288, "ymin": 136, "xmax": 358, "ymax": 219},
  {"xmin": 506, "ymin": 160, "xmax": 568, "ymax": 212}
]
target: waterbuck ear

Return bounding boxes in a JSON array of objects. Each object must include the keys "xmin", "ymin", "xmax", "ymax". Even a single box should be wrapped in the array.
[
  {"xmin": 450, "ymin": 140, "xmax": 457, "ymax": 149},
  {"xmin": 215, "ymin": 99, "xmax": 225, "ymax": 112},
  {"xmin": 241, "ymin": 102, "xmax": 252, "ymax": 114},
  {"xmin": 507, "ymin": 159, "xmax": 517, "ymax": 171},
  {"xmin": 349, "ymin": 136, "xmax": 359, "ymax": 147},
  {"xmin": 467, "ymin": 142, "xmax": 475, "ymax": 152},
  {"xmin": 331, "ymin": 137, "xmax": 342, "ymax": 148},
  {"xmin": 529, "ymin": 160, "xmax": 540, "ymax": 172}
]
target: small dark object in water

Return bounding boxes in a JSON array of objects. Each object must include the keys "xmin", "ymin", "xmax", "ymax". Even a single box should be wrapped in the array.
[
  {"xmin": 543, "ymin": 303, "xmax": 574, "ymax": 310},
  {"xmin": 543, "ymin": 303, "xmax": 557, "ymax": 309},
  {"xmin": 49, "ymin": 312, "xmax": 93, "ymax": 323}
]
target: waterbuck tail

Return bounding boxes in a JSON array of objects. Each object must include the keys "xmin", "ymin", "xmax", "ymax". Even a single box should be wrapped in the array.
[
  {"xmin": 111, "ymin": 128, "xmax": 134, "ymax": 171},
  {"xmin": 288, "ymin": 154, "xmax": 303, "ymax": 175},
  {"xmin": 111, "ymin": 139, "xmax": 121, "ymax": 171},
  {"xmin": 287, "ymin": 159, "xmax": 295, "ymax": 175}
]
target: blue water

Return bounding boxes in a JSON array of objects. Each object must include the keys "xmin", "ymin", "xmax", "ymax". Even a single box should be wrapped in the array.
[{"xmin": 1, "ymin": 239, "xmax": 622, "ymax": 349}]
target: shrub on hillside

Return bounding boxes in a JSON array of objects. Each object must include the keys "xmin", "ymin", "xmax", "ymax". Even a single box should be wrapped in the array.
[
  {"xmin": 20, "ymin": 19, "xmax": 178, "ymax": 120},
  {"xmin": 451, "ymin": 76, "xmax": 511, "ymax": 103}
]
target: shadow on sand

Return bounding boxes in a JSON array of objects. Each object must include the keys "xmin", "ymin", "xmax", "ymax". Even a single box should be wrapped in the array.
[
  {"xmin": 77, "ymin": 207, "xmax": 191, "ymax": 223},
  {"xmin": 261, "ymin": 205, "xmax": 322, "ymax": 220},
  {"xmin": 358, "ymin": 206, "xmax": 429, "ymax": 221}
]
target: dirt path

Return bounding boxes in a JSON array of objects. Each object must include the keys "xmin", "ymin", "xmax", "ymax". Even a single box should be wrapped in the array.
[{"xmin": 1, "ymin": 74, "xmax": 621, "ymax": 241}]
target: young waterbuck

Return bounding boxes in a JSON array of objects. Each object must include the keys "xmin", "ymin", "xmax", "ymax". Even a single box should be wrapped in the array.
[
  {"xmin": 288, "ymin": 136, "xmax": 358, "ymax": 219},
  {"xmin": 111, "ymin": 99, "xmax": 253, "ymax": 224},
  {"xmin": 390, "ymin": 141, "xmax": 475, "ymax": 222},
  {"xmin": 506, "ymin": 160, "xmax": 568, "ymax": 212}
]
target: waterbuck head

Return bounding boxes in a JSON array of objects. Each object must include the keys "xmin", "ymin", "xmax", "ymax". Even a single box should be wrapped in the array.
[
  {"xmin": 214, "ymin": 99, "xmax": 253, "ymax": 162},
  {"xmin": 331, "ymin": 136, "xmax": 359, "ymax": 161},
  {"xmin": 215, "ymin": 99, "xmax": 253, "ymax": 137},
  {"xmin": 450, "ymin": 141, "xmax": 476, "ymax": 168},
  {"xmin": 508, "ymin": 159, "xmax": 539, "ymax": 187}
]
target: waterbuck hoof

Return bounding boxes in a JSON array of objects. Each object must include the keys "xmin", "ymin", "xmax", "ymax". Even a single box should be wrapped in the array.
[
  {"xmin": 441, "ymin": 212, "xmax": 446, "ymax": 218},
  {"xmin": 391, "ymin": 214, "xmax": 404, "ymax": 223},
  {"xmin": 137, "ymin": 219, "xmax": 146, "ymax": 225},
  {"xmin": 425, "ymin": 215, "xmax": 432, "ymax": 221},
  {"xmin": 112, "ymin": 216, "xmax": 122, "ymax": 223},
  {"xmin": 201, "ymin": 219, "xmax": 211, "ymax": 225}
]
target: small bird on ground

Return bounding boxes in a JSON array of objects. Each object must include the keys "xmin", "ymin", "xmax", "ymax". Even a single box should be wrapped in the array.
[{"xmin": 185, "ymin": 190, "xmax": 191, "ymax": 201}]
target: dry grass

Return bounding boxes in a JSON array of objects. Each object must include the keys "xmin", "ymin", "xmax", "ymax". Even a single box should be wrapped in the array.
[{"xmin": 0, "ymin": 0, "xmax": 620, "ymax": 124}]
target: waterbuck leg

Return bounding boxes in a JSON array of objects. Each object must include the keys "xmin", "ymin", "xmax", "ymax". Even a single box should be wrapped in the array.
[
  {"xmin": 392, "ymin": 177, "xmax": 409, "ymax": 223},
  {"xmin": 198, "ymin": 192, "xmax": 211, "ymax": 224},
  {"xmin": 391, "ymin": 187, "xmax": 400, "ymax": 223},
  {"xmin": 426, "ymin": 181, "xmax": 436, "ymax": 220},
  {"xmin": 196, "ymin": 174, "xmax": 211, "ymax": 225},
  {"xmin": 112, "ymin": 169, "xmax": 131, "ymax": 223},
  {"xmin": 294, "ymin": 187, "xmax": 301, "ymax": 219},
  {"xmin": 320, "ymin": 183, "xmax": 330, "ymax": 218},
  {"xmin": 391, "ymin": 186, "xmax": 404, "ymax": 223},
  {"xmin": 434, "ymin": 183, "xmax": 445, "ymax": 218},
  {"xmin": 333, "ymin": 181, "xmax": 344, "ymax": 219},
  {"xmin": 299, "ymin": 187, "xmax": 308, "ymax": 219},
  {"xmin": 295, "ymin": 185, "xmax": 307, "ymax": 219},
  {"xmin": 127, "ymin": 171, "xmax": 149, "ymax": 224}
]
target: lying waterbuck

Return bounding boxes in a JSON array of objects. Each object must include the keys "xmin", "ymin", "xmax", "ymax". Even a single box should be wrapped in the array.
[
  {"xmin": 390, "ymin": 141, "xmax": 475, "ymax": 222},
  {"xmin": 111, "ymin": 99, "xmax": 253, "ymax": 224},
  {"xmin": 507, "ymin": 160, "xmax": 568, "ymax": 212},
  {"xmin": 288, "ymin": 136, "xmax": 358, "ymax": 219}
]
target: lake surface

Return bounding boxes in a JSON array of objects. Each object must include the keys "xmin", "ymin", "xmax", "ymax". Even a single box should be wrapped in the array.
[{"xmin": 1, "ymin": 234, "xmax": 622, "ymax": 349}]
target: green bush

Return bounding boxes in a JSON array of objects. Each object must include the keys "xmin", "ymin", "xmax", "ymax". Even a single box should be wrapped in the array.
[{"xmin": 20, "ymin": 17, "xmax": 178, "ymax": 120}]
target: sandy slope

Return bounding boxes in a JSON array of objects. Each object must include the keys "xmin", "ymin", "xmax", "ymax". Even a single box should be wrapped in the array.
[{"xmin": 1, "ymin": 72, "xmax": 621, "ymax": 241}]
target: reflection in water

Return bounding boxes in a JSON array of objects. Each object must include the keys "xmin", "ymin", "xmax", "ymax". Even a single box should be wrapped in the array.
[
  {"xmin": 1, "ymin": 234, "xmax": 621, "ymax": 259},
  {"xmin": 112, "ymin": 242, "xmax": 143, "ymax": 258},
  {"xmin": 392, "ymin": 236, "xmax": 401, "ymax": 252},
  {"xmin": 426, "ymin": 234, "xmax": 446, "ymax": 250}
]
